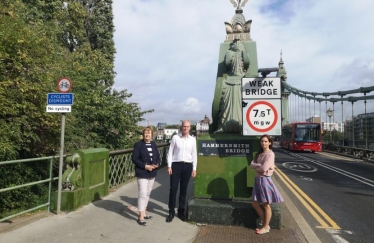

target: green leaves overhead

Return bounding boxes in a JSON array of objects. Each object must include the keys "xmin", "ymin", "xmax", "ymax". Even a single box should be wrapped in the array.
[
  {"xmin": 0, "ymin": 0, "xmax": 151, "ymax": 160},
  {"xmin": 0, "ymin": 0, "xmax": 63, "ymax": 159}
]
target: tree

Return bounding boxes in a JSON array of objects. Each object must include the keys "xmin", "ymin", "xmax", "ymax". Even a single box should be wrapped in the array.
[
  {"xmin": 0, "ymin": 0, "xmax": 66, "ymax": 159},
  {"xmin": 165, "ymin": 124, "xmax": 180, "ymax": 129},
  {"xmin": 58, "ymin": 0, "xmax": 151, "ymax": 150},
  {"xmin": 1, "ymin": 0, "xmax": 152, "ymax": 157},
  {"xmin": 190, "ymin": 124, "xmax": 196, "ymax": 136},
  {"xmin": 0, "ymin": 0, "xmax": 153, "ymax": 217},
  {"xmin": 0, "ymin": 0, "xmax": 69, "ymax": 215},
  {"xmin": 57, "ymin": 0, "xmax": 115, "ymax": 86}
]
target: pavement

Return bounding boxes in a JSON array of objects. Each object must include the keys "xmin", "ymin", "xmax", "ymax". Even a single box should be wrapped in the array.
[{"xmin": 0, "ymin": 166, "xmax": 321, "ymax": 243}]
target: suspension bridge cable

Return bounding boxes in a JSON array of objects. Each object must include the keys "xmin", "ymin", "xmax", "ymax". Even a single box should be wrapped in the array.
[{"xmin": 281, "ymin": 83, "xmax": 374, "ymax": 102}]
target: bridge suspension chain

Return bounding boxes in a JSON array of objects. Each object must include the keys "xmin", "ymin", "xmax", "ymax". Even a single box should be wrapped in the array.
[{"xmin": 282, "ymin": 82, "xmax": 373, "ymax": 150}]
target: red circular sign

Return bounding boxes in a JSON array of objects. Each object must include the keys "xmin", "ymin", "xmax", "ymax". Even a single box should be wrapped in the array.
[
  {"xmin": 57, "ymin": 77, "xmax": 72, "ymax": 93},
  {"xmin": 246, "ymin": 101, "xmax": 278, "ymax": 133}
]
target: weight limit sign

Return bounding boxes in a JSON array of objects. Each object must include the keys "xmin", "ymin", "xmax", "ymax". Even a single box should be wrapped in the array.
[{"xmin": 242, "ymin": 100, "xmax": 282, "ymax": 136}]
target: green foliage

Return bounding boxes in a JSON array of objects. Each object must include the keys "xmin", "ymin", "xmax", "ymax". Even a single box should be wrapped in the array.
[
  {"xmin": 0, "ymin": 0, "xmax": 152, "ymax": 217},
  {"xmin": 0, "ymin": 158, "xmax": 58, "ymax": 218},
  {"xmin": 332, "ymin": 130, "xmax": 343, "ymax": 141},
  {"xmin": 165, "ymin": 124, "xmax": 181, "ymax": 129},
  {"xmin": 0, "ymin": 0, "xmax": 63, "ymax": 159},
  {"xmin": 0, "ymin": 0, "xmax": 151, "ymax": 159},
  {"xmin": 190, "ymin": 124, "xmax": 197, "ymax": 135},
  {"xmin": 323, "ymin": 129, "xmax": 344, "ymax": 144}
]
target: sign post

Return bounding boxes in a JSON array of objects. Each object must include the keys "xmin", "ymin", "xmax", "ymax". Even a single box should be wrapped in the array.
[
  {"xmin": 57, "ymin": 113, "xmax": 66, "ymax": 215},
  {"xmin": 48, "ymin": 77, "xmax": 73, "ymax": 215},
  {"xmin": 241, "ymin": 77, "xmax": 282, "ymax": 136}
]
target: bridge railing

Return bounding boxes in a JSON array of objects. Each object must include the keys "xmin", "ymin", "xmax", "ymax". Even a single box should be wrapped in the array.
[
  {"xmin": 0, "ymin": 156, "xmax": 60, "ymax": 222},
  {"xmin": 108, "ymin": 143, "xmax": 169, "ymax": 189},
  {"xmin": 322, "ymin": 144, "xmax": 374, "ymax": 161},
  {"xmin": 0, "ymin": 143, "xmax": 170, "ymax": 222}
]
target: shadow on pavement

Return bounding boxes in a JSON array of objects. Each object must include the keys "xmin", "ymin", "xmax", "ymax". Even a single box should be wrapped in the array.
[{"xmin": 91, "ymin": 167, "xmax": 194, "ymax": 224}]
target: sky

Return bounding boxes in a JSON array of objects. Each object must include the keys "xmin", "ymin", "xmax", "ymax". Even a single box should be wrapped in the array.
[{"xmin": 112, "ymin": 0, "xmax": 374, "ymax": 126}]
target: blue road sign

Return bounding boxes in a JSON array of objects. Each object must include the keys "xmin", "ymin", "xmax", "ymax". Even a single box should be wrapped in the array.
[{"xmin": 47, "ymin": 93, "xmax": 74, "ymax": 105}]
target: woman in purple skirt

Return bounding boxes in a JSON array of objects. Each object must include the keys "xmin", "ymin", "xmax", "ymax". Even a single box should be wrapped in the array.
[{"xmin": 250, "ymin": 134, "xmax": 284, "ymax": 235}]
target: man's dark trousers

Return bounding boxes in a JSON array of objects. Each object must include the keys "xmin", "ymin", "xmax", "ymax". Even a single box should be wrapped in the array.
[{"xmin": 168, "ymin": 162, "xmax": 193, "ymax": 215}]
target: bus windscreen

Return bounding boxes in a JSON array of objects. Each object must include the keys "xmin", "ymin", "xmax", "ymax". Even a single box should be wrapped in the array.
[{"xmin": 294, "ymin": 124, "xmax": 321, "ymax": 142}]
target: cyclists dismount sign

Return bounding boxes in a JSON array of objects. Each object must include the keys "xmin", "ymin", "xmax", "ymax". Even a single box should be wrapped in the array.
[{"xmin": 57, "ymin": 77, "xmax": 72, "ymax": 93}]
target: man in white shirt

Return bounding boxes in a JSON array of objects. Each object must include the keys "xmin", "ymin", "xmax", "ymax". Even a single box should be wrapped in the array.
[{"xmin": 166, "ymin": 120, "xmax": 197, "ymax": 222}]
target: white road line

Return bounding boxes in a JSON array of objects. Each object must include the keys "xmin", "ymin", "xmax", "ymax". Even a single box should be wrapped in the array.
[
  {"xmin": 326, "ymin": 229, "xmax": 350, "ymax": 243},
  {"xmin": 331, "ymin": 235, "xmax": 350, "ymax": 243},
  {"xmin": 287, "ymin": 152, "xmax": 374, "ymax": 188},
  {"xmin": 319, "ymin": 152, "xmax": 361, "ymax": 162}
]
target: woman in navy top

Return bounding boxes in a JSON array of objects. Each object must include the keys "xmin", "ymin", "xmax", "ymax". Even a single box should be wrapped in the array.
[{"xmin": 132, "ymin": 126, "xmax": 160, "ymax": 226}]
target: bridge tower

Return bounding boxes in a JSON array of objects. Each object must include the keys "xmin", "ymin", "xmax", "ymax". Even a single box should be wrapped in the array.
[
  {"xmin": 189, "ymin": 0, "xmax": 282, "ymax": 229},
  {"xmin": 276, "ymin": 51, "xmax": 290, "ymax": 125}
]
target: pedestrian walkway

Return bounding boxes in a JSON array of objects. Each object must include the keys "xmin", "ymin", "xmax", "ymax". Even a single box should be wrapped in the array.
[{"xmin": 0, "ymin": 167, "xmax": 320, "ymax": 243}]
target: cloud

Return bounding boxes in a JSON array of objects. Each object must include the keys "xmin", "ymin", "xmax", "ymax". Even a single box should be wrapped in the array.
[
  {"xmin": 140, "ymin": 97, "xmax": 209, "ymax": 125},
  {"xmin": 333, "ymin": 57, "xmax": 374, "ymax": 88},
  {"xmin": 113, "ymin": 0, "xmax": 374, "ymax": 126}
]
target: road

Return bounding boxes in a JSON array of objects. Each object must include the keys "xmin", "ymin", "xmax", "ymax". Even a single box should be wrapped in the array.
[{"xmin": 273, "ymin": 147, "xmax": 374, "ymax": 243}]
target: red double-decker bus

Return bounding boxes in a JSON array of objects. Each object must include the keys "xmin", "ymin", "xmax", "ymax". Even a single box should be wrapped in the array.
[{"xmin": 280, "ymin": 122, "xmax": 322, "ymax": 153}]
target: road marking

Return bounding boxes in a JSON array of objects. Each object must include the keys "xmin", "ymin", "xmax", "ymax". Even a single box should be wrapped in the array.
[
  {"xmin": 281, "ymin": 148, "xmax": 360, "ymax": 162},
  {"xmin": 273, "ymin": 176, "xmax": 322, "ymax": 243},
  {"xmin": 331, "ymin": 235, "xmax": 350, "ymax": 243},
  {"xmin": 275, "ymin": 166, "xmax": 341, "ymax": 229},
  {"xmin": 287, "ymin": 152, "xmax": 374, "ymax": 188},
  {"xmin": 282, "ymin": 162, "xmax": 318, "ymax": 172},
  {"xmin": 319, "ymin": 152, "xmax": 361, "ymax": 162},
  {"xmin": 326, "ymin": 229, "xmax": 350, "ymax": 243}
]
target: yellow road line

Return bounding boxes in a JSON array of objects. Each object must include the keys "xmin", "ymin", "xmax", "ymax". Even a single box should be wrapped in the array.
[{"xmin": 275, "ymin": 167, "xmax": 341, "ymax": 229}]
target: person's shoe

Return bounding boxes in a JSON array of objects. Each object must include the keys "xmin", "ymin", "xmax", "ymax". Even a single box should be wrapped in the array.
[
  {"xmin": 137, "ymin": 219, "xmax": 147, "ymax": 226},
  {"xmin": 178, "ymin": 211, "xmax": 186, "ymax": 221},
  {"xmin": 256, "ymin": 225, "xmax": 270, "ymax": 232},
  {"xmin": 144, "ymin": 215, "xmax": 153, "ymax": 220},
  {"xmin": 166, "ymin": 212, "xmax": 174, "ymax": 223},
  {"xmin": 256, "ymin": 226, "xmax": 270, "ymax": 234}
]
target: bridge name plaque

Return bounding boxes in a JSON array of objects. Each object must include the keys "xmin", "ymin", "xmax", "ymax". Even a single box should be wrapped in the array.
[{"xmin": 198, "ymin": 140, "xmax": 253, "ymax": 157}]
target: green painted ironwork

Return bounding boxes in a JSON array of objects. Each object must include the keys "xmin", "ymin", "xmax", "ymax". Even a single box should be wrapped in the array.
[
  {"xmin": 0, "ymin": 156, "xmax": 61, "ymax": 222},
  {"xmin": 283, "ymin": 82, "xmax": 374, "ymax": 148},
  {"xmin": 108, "ymin": 143, "xmax": 169, "ymax": 188},
  {"xmin": 56, "ymin": 148, "xmax": 110, "ymax": 211},
  {"xmin": 282, "ymin": 83, "xmax": 374, "ymax": 102},
  {"xmin": 0, "ymin": 143, "xmax": 169, "ymax": 222}
]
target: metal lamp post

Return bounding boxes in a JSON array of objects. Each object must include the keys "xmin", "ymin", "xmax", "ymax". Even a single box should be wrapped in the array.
[{"xmin": 326, "ymin": 108, "xmax": 333, "ymax": 143}]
